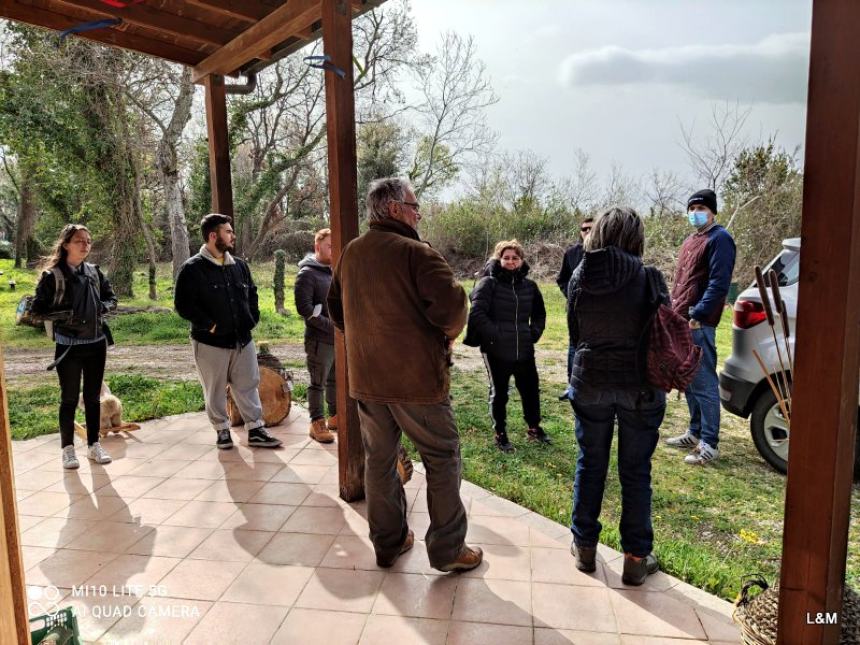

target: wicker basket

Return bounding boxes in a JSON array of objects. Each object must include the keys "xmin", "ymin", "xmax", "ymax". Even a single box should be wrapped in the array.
[{"xmin": 733, "ymin": 576, "xmax": 860, "ymax": 644}]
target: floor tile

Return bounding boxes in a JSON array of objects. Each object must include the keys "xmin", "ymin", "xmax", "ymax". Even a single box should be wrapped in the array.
[
  {"xmin": 296, "ymin": 568, "xmax": 386, "ymax": 613},
  {"xmin": 695, "ymin": 606, "xmax": 742, "ymax": 641},
  {"xmin": 462, "ymin": 544, "xmax": 532, "ymax": 581},
  {"xmin": 185, "ymin": 601, "xmax": 288, "ymax": 644},
  {"xmin": 467, "ymin": 515, "xmax": 531, "ymax": 547},
  {"xmin": 281, "ymin": 506, "xmax": 347, "ymax": 534},
  {"xmin": 193, "ymin": 479, "xmax": 266, "ymax": 503},
  {"xmin": 451, "ymin": 578, "xmax": 532, "ymax": 627},
  {"xmin": 154, "ymin": 443, "xmax": 213, "ymax": 461},
  {"xmin": 610, "ymin": 589, "xmax": 708, "ymax": 640},
  {"xmin": 64, "ymin": 520, "xmax": 155, "ymax": 553},
  {"xmin": 446, "ymin": 621, "xmax": 533, "ymax": 645},
  {"xmin": 271, "ymin": 464, "xmax": 331, "ymax": 484},
  {"xmin": 139, "ymin": 477, "xmax": 213, "ymax": 501},
  {"xmin": 174, "ymin": 460, "xmax": 230, "ymax": 480},
  {"xmin": 360, "ymin": 615, "xmax": 448, "ymax": 645},
  {"xmin": 535, "ymin": 628, "xmax": 620, "ymax": 644},
  {"xmin": 25, "ymin": 548, "xmax": 118, "ymax": 588},
  {"xmin": 54, "ymin": 494, "xmax": 130, "ymax": 521},
  {"xmin": 188, "ymin": 529, "xmax": 274, "ymax": 562},
  {"xmin": 221, "ymin": 562, "xmax": 314, "ymax": 605},
  {"xmin": 100, "ymin": 595, "xmax": 211, "ymax": 644},
  {"xmin": 223, "ymin": 461, "xmax": 285, "ymax": 481},
  {"xmin": 372, "ymin": 572, "xmax": 459, "ymax": 620},
  {"xmin": 99, "ymin": 475, "xmax": 165, "ymax": 499},
  {"xmin": 271, "ymin": 607, "xmax": 367, "ymax": 645},
  {"xmin": 127, "ymin": 525, "xmax": 213, "ymax": 558},
  {"xmin": 320, "ymin": 534, "xmax": 379, "ymax": 571},
  {"xmin": 83, "ymin": 554, "xmax": 180, "ymax": 591},
  {"xmin": 531, "ymin": 547, "xmax": 607, "ymax": 586},
  {"xmin": 257, "ymin": 532, "xmax": 337, "ymax": 567},
  {"xmin": 156, "ymin": 558, "xmax": 246, "ymax": 601},
  {"xmin": 220, "ymin": 503, "xmax": 297, "ymax": 531},
  {"xmin": 18, "ymin": 491, "xmax": 83, "ymax": 517},
  {"xmin": 247, "ymin": 481, "xmax": 312, "ymax": 505},
  {"xmin": 531, "ymin": 583, "xmax": 617, "ymax": 632},
  {"xmin": 161, "ymin": 500, "xmax": 238, "ymax": 529},
  {"xmin": 109, "ymin": 497, "xmax": 189, "ymax": 525},
  {"xmin": 20, "ymin": 517, "xmax": 96, "ymax": 549},
  {"xmin": 43, "ymin": 473, "xmax": 113, "ymax": 496},
  {"xmin": 290, "ymin": 447, "xmax": 338, "ymax": 466}
]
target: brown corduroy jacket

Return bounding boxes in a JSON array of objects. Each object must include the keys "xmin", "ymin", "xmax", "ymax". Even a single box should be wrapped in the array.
[{"xmin": 327, "ymin": 218, "xmax": 467, "ymax": 404}]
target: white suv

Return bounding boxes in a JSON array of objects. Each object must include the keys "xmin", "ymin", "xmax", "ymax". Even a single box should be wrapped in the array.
[{"xmin": 718, "ymin": 238, "xmax": 860, "ymax": 475}]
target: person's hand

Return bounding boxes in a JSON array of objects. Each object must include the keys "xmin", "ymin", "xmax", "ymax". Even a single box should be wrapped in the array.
[
  {"xmin": 688, "ymin": 319, "xmax": 701, "ymax": 330},
  {"xmin": 209, "ymin": 323, "xmax": 217, "ymax": 334}
]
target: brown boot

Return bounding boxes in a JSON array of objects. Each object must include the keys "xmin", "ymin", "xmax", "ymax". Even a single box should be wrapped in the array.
[
  {"xmin": 309, "ymin": 418, "xmax": 334, "ymax": 443},
  {"xmin": 437, "ymin": 545, "xmax": 483, "ymax": 572},
  {"xmin": 327, "ymin": 415, "xmax": 338, "ymax": 432}
]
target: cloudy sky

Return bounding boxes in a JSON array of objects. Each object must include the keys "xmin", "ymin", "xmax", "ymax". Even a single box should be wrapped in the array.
[{"xmin": 409, "ymin": 0, "xmax": 812, "ymax": 197}]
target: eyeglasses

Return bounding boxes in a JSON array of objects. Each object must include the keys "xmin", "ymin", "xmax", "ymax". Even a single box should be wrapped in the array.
[
  {"xmin": 580, "ymin": 227, "xmax": 592, "ymax": 234},
  {"xmin": 400, "ymin": 200, "xmax": 420, "ymax": 212}
]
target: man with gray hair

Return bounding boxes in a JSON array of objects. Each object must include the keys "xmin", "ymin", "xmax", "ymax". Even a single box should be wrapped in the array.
[{"xmin": 328, "ymin": 177, "xmax": 482, "ymax": 572}]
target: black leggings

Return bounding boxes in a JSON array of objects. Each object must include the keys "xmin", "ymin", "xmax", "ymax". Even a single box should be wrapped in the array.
[
  {"xmin": 482, "ymin": 353, "xmax": 541, "ymax": 435},
  {"xmin": 56, "ymin": 341, "xmax": 107, "ymax": 448}
]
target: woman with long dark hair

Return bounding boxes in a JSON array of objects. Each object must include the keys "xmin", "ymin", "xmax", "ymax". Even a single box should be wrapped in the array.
[
  {"xmin": 566, "ymin": 207, "xmax": 668, "ymax": 586},
  {"xmin": 31, "ymin": 224, "xmax": 117, "ymax": 469},
  {"xmin": 467, "ymin": 239, "xmax": 548, "ymax": 452}
]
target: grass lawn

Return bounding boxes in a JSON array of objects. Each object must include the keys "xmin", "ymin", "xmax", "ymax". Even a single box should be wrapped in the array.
[{"xmin": 3, "ymin": 259, "xmax": 857, "ymax": 601}]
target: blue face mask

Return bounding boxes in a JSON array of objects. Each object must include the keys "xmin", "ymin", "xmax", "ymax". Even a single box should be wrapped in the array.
[{"xmin": 688, "ymin": 210, "xmax": 709, "ymax": 228}]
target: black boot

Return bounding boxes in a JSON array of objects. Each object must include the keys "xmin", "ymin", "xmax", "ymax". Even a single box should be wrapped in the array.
[{"xmin": 495, "ymin": 432, "xmax": 514, "ymax": 453}]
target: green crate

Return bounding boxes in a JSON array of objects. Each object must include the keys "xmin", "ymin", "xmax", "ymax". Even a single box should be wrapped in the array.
[{"xmin": 29, "ymin": 607, "xmax": 80, "ymax": 645}]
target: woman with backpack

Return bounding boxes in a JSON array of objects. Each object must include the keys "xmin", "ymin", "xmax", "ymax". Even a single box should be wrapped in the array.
[
  {"xmin": 466, "ymin": 239, "xmax": 549, "ymax": 452},
  {"xmin": 566, "ymin": 207, "xmax": 669, "ymax": 586},
  {"xmin": 31, "ymin": 224, "xmax": 117, "ymax": 469}
]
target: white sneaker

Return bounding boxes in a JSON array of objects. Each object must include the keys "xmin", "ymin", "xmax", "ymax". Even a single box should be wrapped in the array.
[
  {"xmin": 684, "ymin": 441, "xmax": 719, "ymax": 465},
  {"xmin": 62, "ymin": 445, "xmax": 79, "ymax": 470},
  {"xmin": 665, "ymin": 430, "xmax": 699, "ymax": 449},
  {"xmin": 87, "ymin": 442, "xmax": 112, "ymax": 465}
]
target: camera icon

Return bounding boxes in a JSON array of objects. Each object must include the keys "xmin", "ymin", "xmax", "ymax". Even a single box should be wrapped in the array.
[{"xmin": 27, "ymin": 585, "xmax": 61, "ymax": 618}]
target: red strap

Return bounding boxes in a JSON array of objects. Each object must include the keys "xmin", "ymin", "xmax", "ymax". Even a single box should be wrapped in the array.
[{"xmin": 98, "ymin": 0, "xmax": 145, "ymax": 7}]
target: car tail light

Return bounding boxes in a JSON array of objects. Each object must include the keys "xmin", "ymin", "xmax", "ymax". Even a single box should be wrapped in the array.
[{"xmin": 734, "ymin": 299, "xmax": 767, "ymax": 329}]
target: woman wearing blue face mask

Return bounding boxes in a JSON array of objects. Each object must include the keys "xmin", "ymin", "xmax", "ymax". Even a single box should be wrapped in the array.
[{"xmin": 665, "ymin": 189, "xmax": 737, "ymax": 466}]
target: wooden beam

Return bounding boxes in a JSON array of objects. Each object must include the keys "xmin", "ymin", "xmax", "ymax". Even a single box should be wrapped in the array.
[
  {"xmin": 191, "ymin": 0, "xmax": 320, "ymax": 82},
  {"xmin": 0, "ymin": 348, "xmax": 29, "ymax": 645},
  {"xmin": 322, "ymin": 0, "xmax": 363, "ymax": 502},
  {"xmin": 181, "ymin": 0, "xmax": 270, "ymax": 23},
  {"xmin": 1, "ymin": 2, "xmax": 205, "ymax": 66},
  {"xmin": 53, "ymin": 0, "xmax": 240, "ymax": 47},
  {"xmin": 204, "ymin": 75, "xmax": 234, "ymax": 219},
  {"xmin": 777, "ymin": 1, "xmax": 860, "ymax": 642}
]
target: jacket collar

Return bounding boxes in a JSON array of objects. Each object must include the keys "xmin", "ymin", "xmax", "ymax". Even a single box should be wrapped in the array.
[
  {"xmin": 199, "ymin": 244, "xmax": 236, "ymax": 266},
  {"xmin": 298, "ymin": 253, "xmax": 332, "ymax": 273},
  {"xmin": 369, "ymin": 217, "xmax": 421, "ymax": 242}
]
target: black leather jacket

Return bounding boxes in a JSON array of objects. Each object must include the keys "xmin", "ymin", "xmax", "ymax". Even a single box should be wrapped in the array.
[
  {"xmin": 31, "ymin": 262, "xmax": 117, "ymax": 341},
  {"xmin": 174, "ymin": 250, "xmax": 260, "ymax": 349}
]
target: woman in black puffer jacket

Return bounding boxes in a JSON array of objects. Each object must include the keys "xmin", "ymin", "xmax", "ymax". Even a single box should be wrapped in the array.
[
  {"xmin": 467, "ymin": 240, "xmax": 548, "ymax": 452},
  {"xmin": 566, "ymin": 207, "xmax": 669, "ymax": 587}
]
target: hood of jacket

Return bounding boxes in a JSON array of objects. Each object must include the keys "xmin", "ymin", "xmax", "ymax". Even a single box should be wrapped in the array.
[
  {"xmin": 298, "ymin": 253, "xmax": 332, "ymax": 273},
  {"xmin": 485, "ymin": 258, "xmax": 531, "ymax": 283},
  {"xmin": 199, "ymin": 244, "xmax": 236, "ymax": 266},
  {"xmin": 573, "ymin": 246, "xmax": 643, "ymax": 296}
]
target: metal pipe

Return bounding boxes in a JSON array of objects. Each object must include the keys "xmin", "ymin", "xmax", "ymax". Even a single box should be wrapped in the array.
[{"xmin": 224, "ymin": 71, "xmax": 257, "ymax": 95}]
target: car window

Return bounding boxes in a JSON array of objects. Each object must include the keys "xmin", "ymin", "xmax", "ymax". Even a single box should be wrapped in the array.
[{"xmin": 760, "ymin": 249, "xmax": 800, "ymax": 287}]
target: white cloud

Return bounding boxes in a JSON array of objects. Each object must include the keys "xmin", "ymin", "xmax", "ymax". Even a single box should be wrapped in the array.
[{"xmin": 558, "ymin": 33, "xmax": 809, "ymax": 104}]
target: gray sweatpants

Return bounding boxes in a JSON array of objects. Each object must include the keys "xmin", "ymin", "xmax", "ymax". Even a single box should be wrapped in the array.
[
  {"xmin": 357, "ymin": 398, "xmax": 467, "ymax": 569},
  {"xmin": 192, "ymin": 340, "xmax": 264, "ymax": 432},
  {"xmin": 305, "ymin": 338, "xmax": 336, "ymax": 420}
]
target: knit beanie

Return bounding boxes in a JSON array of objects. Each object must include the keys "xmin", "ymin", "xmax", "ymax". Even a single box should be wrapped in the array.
[{"xmin": 687, "ymin": 189, "xmax": 718, "ymax": 214}]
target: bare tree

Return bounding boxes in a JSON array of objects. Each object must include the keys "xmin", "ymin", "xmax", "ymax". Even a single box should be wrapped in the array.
[
  {"xmin": 552, "ymin": 149, "xmax": 599, "ymax": 215},
  {"xmin": 645, "ymin": 168, "xmax": 686, "ymax": 216},
  {"xmin": 679, "ymin": 102, "xmax": 751, "ymax": 193},
  {"xmin": 408, "ymin": 32, "xmax": 498, "ymax": 197},
  {"xmin": 600, "ymin": 162, "xmax": 640, "ymax": 210}
]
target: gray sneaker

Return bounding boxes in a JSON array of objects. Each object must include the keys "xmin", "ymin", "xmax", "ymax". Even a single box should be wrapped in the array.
[
  {"xmin": 665, "ymin": 430, "xmax": 699, "ymax": 449},
  {"xmin": 570, "ymin": 542, "xmax": 597, "ymax": 573},
  {"xmin": 62, "ymin": 445, "xmax": 79, "ymax": 470},
  {"xmin": 684, "ymin": 441, "xmax": 719, "ymax": 465},
  {"xmin": 87, "ymin": 442, "xmax": 112, "ymax": 465},
  {"xmin": 622, "ymin": 553, "xmax": 659, "ymax": 586}
]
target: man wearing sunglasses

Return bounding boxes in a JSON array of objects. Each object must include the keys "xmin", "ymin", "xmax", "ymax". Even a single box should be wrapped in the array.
[{"xmin": 556, "ymin": 216, "xmax": 595, "ymax": 401}]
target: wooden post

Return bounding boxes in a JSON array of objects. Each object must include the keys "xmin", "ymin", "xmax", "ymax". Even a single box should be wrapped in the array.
[
  {"xmin": 777, "ymin": 1, "xmax": 860, "ymax": 642},
  {"xmin": 204, "ymin": 74, "xmax": 234, "ymax": 219},
  {"xmin": 0, "ymin": 348, "xmax": 30, "ymax": 644},
  {"xmin": 322, "ymin": 0, "xmax": 364, "ymax": 502}
]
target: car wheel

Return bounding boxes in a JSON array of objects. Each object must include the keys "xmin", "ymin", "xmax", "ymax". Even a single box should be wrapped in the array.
[{"xmin": 750, "ymin": 389, "xmax": 789, "ymax": 474}]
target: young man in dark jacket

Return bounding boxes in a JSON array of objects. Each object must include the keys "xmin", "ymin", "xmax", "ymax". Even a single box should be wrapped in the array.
[
  {"xmin": 555, "ymin": 215, "xmax": 594, "ymax": 401},
  {"xmin": 295, "ymin": 228, "xmax": 336, "ymax": 443},
  {"xmin": 174, "ymin": 213, "xmax": 281, "ymax": 450},
  {"xmin": 665, "ymin": 189, "xmax": 736, "ymax": 465}
]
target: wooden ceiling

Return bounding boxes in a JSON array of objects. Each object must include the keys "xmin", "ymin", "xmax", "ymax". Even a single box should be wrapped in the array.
[{"xmin": 0, "ymin": 0, "xmax": 385, "ymax": 81}]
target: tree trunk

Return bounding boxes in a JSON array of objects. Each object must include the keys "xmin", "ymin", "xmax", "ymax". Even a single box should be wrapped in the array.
[
  {"xmin": 14, "ymin": 171, "xmax": 36, "ymax": 270},
  {"xmin": 134, "ymin": 155, "xmax": 159, "ymax": 300},
  {"xmin": 156, "ymin": 68, "xmax": 195, "ymax": 280}
]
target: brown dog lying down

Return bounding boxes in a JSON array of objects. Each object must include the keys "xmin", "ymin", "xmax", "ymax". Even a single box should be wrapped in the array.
[{"xmin": 74, "ymin": 382, "xmax": 140, "ymax": 440}]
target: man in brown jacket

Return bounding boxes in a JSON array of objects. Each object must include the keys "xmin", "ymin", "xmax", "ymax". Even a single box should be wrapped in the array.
[{"xmin": 328, "ymin": 177, "xmax": 483, "ymax": 572}]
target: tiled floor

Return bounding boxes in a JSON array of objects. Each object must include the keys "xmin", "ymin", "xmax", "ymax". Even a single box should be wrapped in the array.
[{"xmin": 13, "ymin": 408, "xmax": 741, "ymax": 644}]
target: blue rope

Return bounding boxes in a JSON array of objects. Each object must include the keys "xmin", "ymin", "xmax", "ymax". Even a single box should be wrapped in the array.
[
  {"xmin": 59, "ymin": 18, "xmax": 123, "ymax": 42},
  {"xmin": 304, "ymin": 54, "xmax": 346, "ymax": 79}
]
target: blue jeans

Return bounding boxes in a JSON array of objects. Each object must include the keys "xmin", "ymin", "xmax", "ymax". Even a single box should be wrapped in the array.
[
  {"xmin": 570, "ymin": 387, "xmax": 666, "ymax": 557},
  {"xmin": 685, "ymin": 325, "xmax": 720, "ymax": 449}
]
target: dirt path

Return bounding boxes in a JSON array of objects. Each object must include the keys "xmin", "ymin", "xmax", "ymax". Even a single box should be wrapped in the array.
[{"xmin": 3, "ymin": 343, "xmax": 569, "ymax": 387}]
